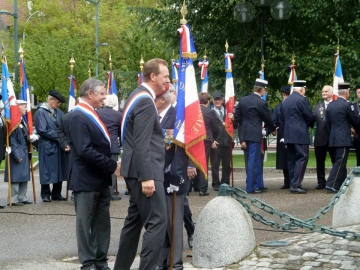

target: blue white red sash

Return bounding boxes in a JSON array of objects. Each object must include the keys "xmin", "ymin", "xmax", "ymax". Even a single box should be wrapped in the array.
[
  {"xmin": 121, "ymin": 91, "xmax": 155, "ymax": 146},
  {"xmin": 73, "ymin": 101, "xmax": 111, "ymax": 146}
]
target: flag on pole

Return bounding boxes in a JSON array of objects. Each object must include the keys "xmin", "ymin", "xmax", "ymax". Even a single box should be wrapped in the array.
[
  {"xmin": 107, "ymin": 71, "xmax": 118, "ymax": 110},
  {"xmin": 173, "ymin": 22, "xmax": 207, "ymax": 177},
  {"xmin": 198, "ymin": 56, "xmax": 209, "ymax": 93},
  {"xmin": 67, "ymin": 74, "xmax": 77, "ymax": 112},
  {"xmin": 224, "ymin": 49, "xmax": 235, "ymax": 137},
  {"xmin": 19, "ymin": 59, "xmax": 33, "ymax": 135},
  {"xmin": 258, "ymin": 67, "xmax": 266, "ymax": 101},
  {"xmin": 288, "ymin": 53, "xmax": 297, "ymax": 94},
  {"xmin": 333, "ymin": 51, "xmax": 344, "ymax": 99},
  {"xmin": 2, "ymin": 54, "xmax": 21, "ymax": 135},
  {"xmin": 172, "ymin": 59, "xmax": 179, "ymax": 91}
]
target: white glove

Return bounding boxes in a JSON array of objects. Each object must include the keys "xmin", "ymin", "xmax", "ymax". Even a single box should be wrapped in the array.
[
  {"xmin": 30, "ymin": 134, "xmax": 39, "ymax": 142},
  {"xmin": 5, "ymin": 147, "xmax": 11, "ymax": 154},
  {"xmin": 262, "ymin": 129, "xmax": 266, "ymax": 136},
  {"xmin": 167, "ymin": 184, "xmax": 179, "ymax": 194},
  {"xmin": 280, "ymin": 138, "xmax": 284, "ymax": 143}
]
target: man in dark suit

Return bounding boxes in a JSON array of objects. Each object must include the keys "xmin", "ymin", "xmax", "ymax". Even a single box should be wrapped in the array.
[
  {"xmin": 68, "ymin": 78, "xmax": 120, "ymax": 270},
  {"xmin": 198, "ymin": 92, "xmax": 223, "ymax": 195},
  {"xmin": 313, "ymin": 85, "xmax": 333, "ymax": 190},
  {"xmin": 97, "ymin": 95, "xmax": 122, "ymax": 200},
  {"xmin": 272, "ymin": 86, "xmax": 291, "ymax": 189},
  {"xmin": 114, "ymin": 58, "xmax": 169, "ymax": 270},
  {"xmin": 235, "ymin": 79, "xmax": 275, "ymax": 193},
  {"xmin": 0, "ymin": 95, "xmax": 7, "ymax": 209},
  {"xmin": 326, "ymin": 83, "xmax": 360, "ymax": 192},
  {"xmin": 210, "ymin": 91, "xmax": 237, "ymax": 190},
  {"xmin": 282, "ymin": 80, "xmax": 315, "ymax": 194},
  {"xmin": 352, "ymin": 84, "xmax": 360, "ymax": 166}
]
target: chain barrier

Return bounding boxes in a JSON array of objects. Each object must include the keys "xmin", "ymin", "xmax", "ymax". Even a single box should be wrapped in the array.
[{"xmin": 219, "ymin": 167, "xmax": 360, "ymax": 240}]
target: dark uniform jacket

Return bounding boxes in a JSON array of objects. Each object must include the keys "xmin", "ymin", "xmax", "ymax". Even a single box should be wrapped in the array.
[
  {"xmin": 120, "ymin": 85, "xmax": 165, "ymax": 182},
  {"xmin": 352, "ymin": 100, "xmax": 360, "ymax": 147},
  {"xmin": 97, "ymin": 107, "xmax": 122, "ymax": 154},
  {"xmin": 326, "ymin": 97, "xmax": 360, "ymax": 147},
  {"xmin": 200, "ymin": 105, "xmax": 223, "ymax": 143},
  {"xmin": 282, "ymin": 91, "xmax": 314, "ymax": 145},
  {"xmin": 212, "ymin": 106, "xmax": 238, "ymax": 146},
  {"xmin": 235, "ymin": 92, "xmax": 274, "ymax": 143},
  {"xmin": 313, "ymin": 101, "xmax": 329, "ymax": 147},
  {"xmin": 272, "ymin": 103, "xmax": 287, "ymax": 170}
]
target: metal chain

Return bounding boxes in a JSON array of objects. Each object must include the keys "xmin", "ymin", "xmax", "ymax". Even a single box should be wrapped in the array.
[{"xmin": 220, "ymin": 168, "xmax": 360, "ymax": 240}]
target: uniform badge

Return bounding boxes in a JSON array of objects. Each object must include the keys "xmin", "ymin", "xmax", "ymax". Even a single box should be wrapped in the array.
[
  {"xmin": 162, "ymin": 128, "xmax": 174, "ymax": 150},
  {"xmin": 319, "ymin": 107, "xmax": 324, "ymax": 119},
  {"xmin": 351, "ymin": 105, "xmax": 354, "ymax": 111}
]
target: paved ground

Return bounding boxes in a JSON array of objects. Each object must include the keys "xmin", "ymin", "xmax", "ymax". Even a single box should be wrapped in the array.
[{"xmin": 0, "ymin": 167, "xmax": 359, "ymax": 269}]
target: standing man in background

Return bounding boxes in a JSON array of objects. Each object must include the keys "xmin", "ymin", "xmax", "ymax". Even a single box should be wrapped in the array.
[
  {"xmin": 352, "ymin": 84, "xmax": 360, "ymax": 166},
  {"xmin": 98, "ymin": 95, "xmax": 122, "ymax": 201},
  {"xmin": 0, "ymin": 95, "xmax": 7, "ymax": 208},
  {"xmin": 313, "ymin": 85, "xmax": 333, "ymax": 190},
  {"xmin": 34, "ymin": 90, "xmax": 67, "ymax": 202},
  {"xmin": 282, "ymin": 80, "xmax": 314, "ymax": 194}
]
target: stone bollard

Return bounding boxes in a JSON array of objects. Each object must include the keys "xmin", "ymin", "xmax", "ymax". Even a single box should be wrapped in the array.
[
  {"xmin": 193, "ymin": 185, "xmax": 256, "ymax": 268},
  {"xmin": 333, "ymin": 173, "xmax": 360, "ymax": 228}
]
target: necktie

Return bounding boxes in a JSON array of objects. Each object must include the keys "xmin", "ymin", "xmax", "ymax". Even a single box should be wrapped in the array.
[
  {"xmin": 218, "ymin": 109, "xmax": 224, "ymax": 120},
  {"xmin": 325, "ymin": 102, "xmax": 328, "ymax": 110}
]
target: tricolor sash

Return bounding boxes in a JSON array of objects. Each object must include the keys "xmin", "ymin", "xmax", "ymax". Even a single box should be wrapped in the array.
[
  {"xmin": 73, "ymin": 102, "xmax": 111, "ymax": 146},
  {"xmin": 121, "ymin": 91, "xmax": 155, "ymax": 146}
]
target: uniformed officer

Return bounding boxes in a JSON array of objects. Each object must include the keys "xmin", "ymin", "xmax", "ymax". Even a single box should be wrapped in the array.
[
  {"xmin": 326, "ymin": 82, "xmax": 360, "ymax": 192},
  {"xmin": 235, "ymin": 78, "xmax": 275, "ymax": 193},
  {"xmin": 351, "ymin": 84, "xmax": 360, "ymax": 166},
  {"xmin": 282, "ymin": 80, "xmax": 315, "ymax": 194},
  {"xmin": 313, "ymin": 85, "xmax": 333, "ymax": 189},
  {"xmin": 271, "ymin": 86, "xmax": 291, "ymax": 189}
]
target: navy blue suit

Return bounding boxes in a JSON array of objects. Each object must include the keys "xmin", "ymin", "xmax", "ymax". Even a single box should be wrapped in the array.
[
  {"xmin": 235, "ymin": 92, "xmax": 274, "ymax": 192},
  {"xmin": 282, "ymin": 91, "xmax": 314, "ymax": 189},
  {"xmin": 326, "ymin": 97, "xmax": 360, "ymax": 190}
]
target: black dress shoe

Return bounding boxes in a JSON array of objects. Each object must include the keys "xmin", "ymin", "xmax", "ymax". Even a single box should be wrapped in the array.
[
  {"xmin": 316, "ymin": 184, "xmax": 326, "ymax": 190},
  {"xmin": 248, "ymin": 189, "xmax": 263, "ymax": 194},
  {"xmin": 199, "ymin": 192, "xmax": 209, "ymax": 196},
  {"xmin": 325, "ymin": 186, "xmax": 338, "ymax": 193},
  {"xmin": 289, "ymin": 187, "xmax": 307, "ymax": 194},
  {"xmin": 280, "ymin": 185, "xmax": 290, "ymax": 189},
  {"xmin": 188, "ymin": 234, "xmax": 194, "ymax": 249},
  {"xmin": 258, "ymin": 187, "xmax": 268, "ymax": 191},
  {"xmin": 21, "ymin": 200, "xmax": 33, "ymax": 204},
  {"xmin": 42, "ymin": 197, "xmax": 51, "ymax": 202},
  {"xmin": 124, "ymin": 190, "xmax": 129, "ymax": 195},
  {"xmin": 97, "ymin": 266, "xmax": 111, "ymax": 270},
  {"xmin": 0, "ymin": 204, "xmax": 5, "ymax": 209},
  {"xmin": 8, "ymin": 202, "xmax": 24, "ymax": 206},
  {"xmin": 52, "ymin": 196, "xmax": 67, "ymax": 201},
  {"xmin": 213, "ymin": 186, "xmax": 220, "ymax": 191},
  {"xmin": 111, "ymin": 195, "xmax": 122, "ymax": 201}
]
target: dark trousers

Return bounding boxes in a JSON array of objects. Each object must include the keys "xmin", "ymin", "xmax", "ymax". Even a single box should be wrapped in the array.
[
  {"xmin": 110, "ymin": 153, "xmax": 119, "ymax": 196},
  {"xmin": 244, "ymin": 141, "xmax": 264, "ymax": 192},
  {"xmin": 327, "ymin": 147, "xmax": 349, "ymax": 190},
  {"xmin": 114, "ymin": 178, "xmax": 167, "ymax": 270},
  {"xmin": 158, "ymin": 194, "xmax": 184, "ymax": 269},
  {"xmin": 287, "ymin": 144, "xmax": 309, "ymax": 188},
  {"xmin": 183, "ymin": 179, "xmax": 195, "ymax": 237},
  {"xmin": 283, "ymin": 169, "xmax": 290, "ymax": 187},
  {"xmin": 210, "ymin": 145, "xmax": 231, "ymax": 187},
  {"xmin": 355, "ymin": 146, "xmax": 360, "ymax": 167},
  {"xmin": 74, "ymin": 188, "xmax": 111, "ymax": 270},
  {"xmin": 41, "ymin": 182, "xmax": 63, "ymax": 199},
  {"xmin": 315, "ymin": 144, "xmax": 329, "ymax": 186},
  {"xmin": 198, "ymin": 141, "xmax": 212, "ymax": 192}
]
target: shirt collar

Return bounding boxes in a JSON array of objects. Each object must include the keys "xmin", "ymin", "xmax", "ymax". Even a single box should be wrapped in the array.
[
  {"xmin": 159, "ymin": 104, "xmax": 172, "ymax": 122},
  {"xmin": 142, "ymin": 83, "xmax": 156, "ymax": 99},
  {"xmin": 78, "ymin": 98, "xmax": 95, "ymax": 110},
  {"xmin": 253, "ymin": 92, "xmax": 261, "ymax": 98}
]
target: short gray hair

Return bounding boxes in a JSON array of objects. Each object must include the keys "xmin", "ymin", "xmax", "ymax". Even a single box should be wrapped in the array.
[
  {"xmin": 292, "ymin": 87, "xmax": 302, "ymax": 92},
  {"xmin": 104, "ymin": 95, "xmax": 118, "ymax": 108},
  {"xmin": 338, "ymin": 89, "xmax": 349, "ymax": 96},
  {"xmin": 79, "ymin": 78, "xmax": 105, "ymax": 97},
  {"xmin": 156, "ymin": 89, "xmax": 171, "ymax": 104}
]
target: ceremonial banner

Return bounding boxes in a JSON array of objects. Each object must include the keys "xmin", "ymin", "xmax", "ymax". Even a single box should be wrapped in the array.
[
  {"xmin": 174, "ymin": 23, "xmax": 207, "ymax": 177},
  {"xmin": 198, "ymin": 58, "xmax": 209, "ymax": 93},
  {"xmin": 333, "ymin": 52, "xmax": 344, "ymax": 99},
  {"xmin": 172, "ymin": 59, "xmax": 179, "ymax": 91},
  {"xmin": 19, "ymin": 59, "xmax": 33, "ymax": 134},
  {"xmin": 2, "ymin": 54, "xmax": 21, "ymax": 135},
  {"xmin": 67, "ymin": 74, "xmax": 77, "ymax": 112},
  {"xmin": 107, "ymin": 71, "xmax": 118, "ymax": 110},
  {"xmin": 224, "ymin": 52, "xmax": 235, "ymax": 137}
]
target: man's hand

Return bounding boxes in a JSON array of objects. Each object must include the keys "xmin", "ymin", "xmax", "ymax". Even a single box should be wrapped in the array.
[
  {"xmin": 142, "ymin": 180, "xmax": 155, "ymax": 197},
  {"xmin": 17, "ymin": 158, "xmax": 22, "ymax": 163},
  {"xmin": 187, "ymin": 167, "xmax": 197, "ymax": 179},
  {"xmin": 64, "ymin": 146, "xmax": 70, "ymax": 152},
  {"xmin": 240, "ymin": 141, "xmax": 247, "ymax": 150},
  {"xmin": 114, "ymin": 162, "xmax": 122, "ymax": 179},
  {"xmin": 212, "ymin": 141, "xmax": 219, "ymax": 149},
  {"xmin": 228, "ymin": 113, "xmax": 234, "ymax": 120}
]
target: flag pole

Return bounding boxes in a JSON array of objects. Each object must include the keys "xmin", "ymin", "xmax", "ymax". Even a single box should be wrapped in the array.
[
  {"xmin": 19, "ymin": 44, "xmax": 36, "ymax": 203},
  {"xmin": 88, "ymin": 60, "xmax": 92, "ymax": 78}
]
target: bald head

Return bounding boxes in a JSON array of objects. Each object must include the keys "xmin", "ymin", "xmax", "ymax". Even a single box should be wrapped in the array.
[{"xmin": 321, "ymin": 85, "xmax": 333, "ymax": 102}]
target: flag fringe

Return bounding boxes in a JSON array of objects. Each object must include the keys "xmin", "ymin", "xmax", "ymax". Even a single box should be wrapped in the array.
[
  {"xmin": 185, "ymin": 134, "xmax": 207, "ymax": 179},
  {"xmin": 182, "ymin": 52, "xmax": 197, "ymax": 59}
]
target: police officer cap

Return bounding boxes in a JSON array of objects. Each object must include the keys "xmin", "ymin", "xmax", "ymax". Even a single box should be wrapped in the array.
[
  {"xmin": 49, "ymin": 90, "xmax": 65, "ymax": 103},
  {"xmin": 293, "ymin": 80, "xmax": 306, "ymax": 88},
  {"xmin": 356, "ymin": 84, "xmax": 360, "ymax": 89},
  {"xmin": 254, "ymin": 78, "xmax": 268, "ymax": 88},
  {"xmin": 213, "ymin": 91, "xmax": 224, "ymax": 99},
  {"xmin": 338, "ymin": 82, "xmax": 350, "ymax": 90},
  {"xmin": 280, "ymin": 86, "xmax": 291, "ymax": 94}
]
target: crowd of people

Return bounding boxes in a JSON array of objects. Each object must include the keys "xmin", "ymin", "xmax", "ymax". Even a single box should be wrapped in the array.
[{"xmin": 1, "ymin": 57, "xmax": 360, "ymax": 270}]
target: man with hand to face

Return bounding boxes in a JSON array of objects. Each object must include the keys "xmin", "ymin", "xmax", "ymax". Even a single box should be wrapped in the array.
[{"xmin": 114, "ymin": 58, "xmax": 169, "ymax": 270}]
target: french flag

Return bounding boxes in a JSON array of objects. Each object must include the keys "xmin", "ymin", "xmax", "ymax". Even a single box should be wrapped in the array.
[
  {"xmin": 198, "ymin": 58, "xmax": 209, "ymax": 93},
  {"xmin": 19, "ymin": 59, "xmax": 33, "ymax": 135},
  {"xmin": 107, "ymin": 71, "xmax": 118, "ymax": 110},
  {"xmin": 333, "ymin": 52, "xmax": 344, "ymax": 99},
  {"xmin": 2, "ymin": 54, "xmax": 21, "ymax": 135},
  {"xmin": 174, "ymin": 23, "xmax": 207, "ymax": 178},
  {"xmin": 224, "ymin": 52, "xmax": 235, "ymax": 137},
  {"xmin": 172, "ymin": 59, "xmax": 179, "ymax": 91},
  {"xmin": 67, "ymin": 75, "xmax": 77, "ymax": 112}
]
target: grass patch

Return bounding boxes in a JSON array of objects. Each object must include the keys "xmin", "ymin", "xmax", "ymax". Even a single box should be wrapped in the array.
[{"xmin": 0, "ymin": 155, "xmax": 39, "ymax": 170}]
